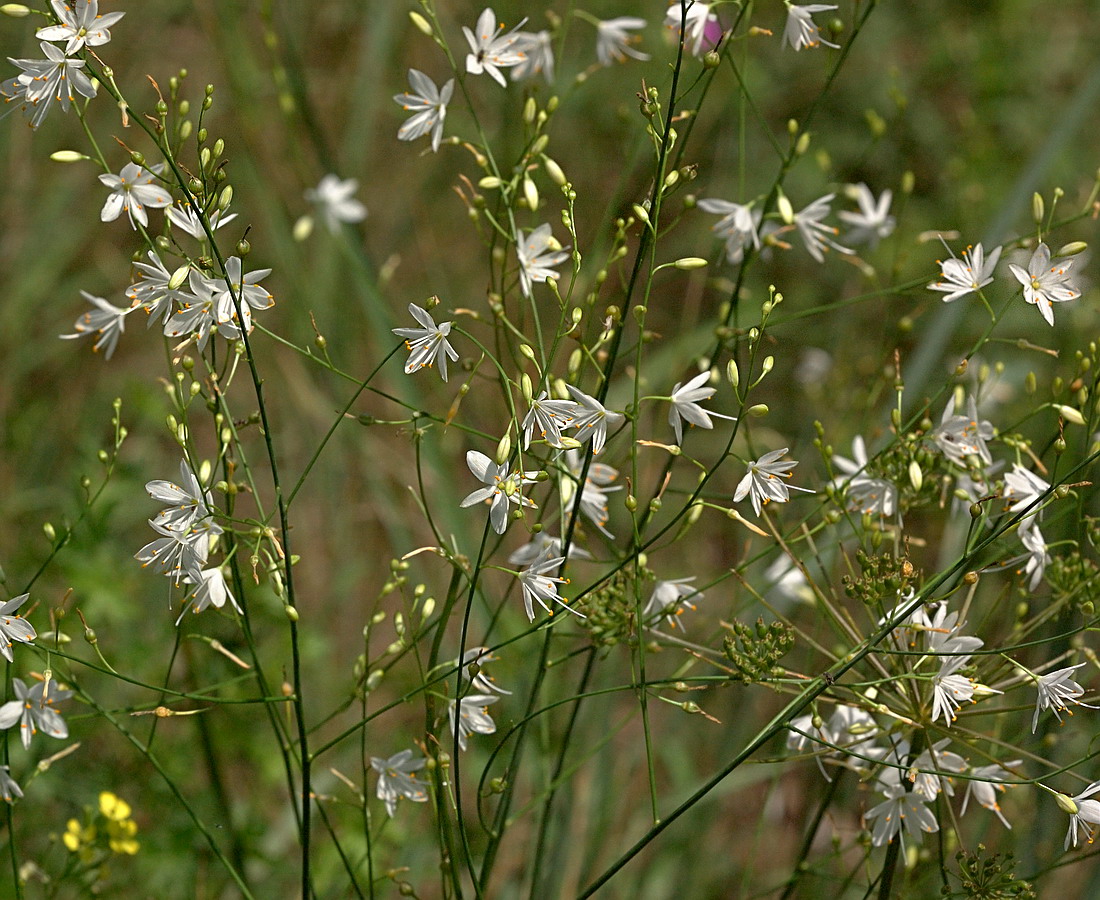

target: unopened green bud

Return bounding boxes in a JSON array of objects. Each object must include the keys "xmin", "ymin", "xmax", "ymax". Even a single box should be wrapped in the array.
[
  {"xmin": 1032, "ymin": 192, "xmax": 1045, "ymax": 224},
  {"xmin": 523, "ymin": 97, "xmax": 536, "ymax": 124},
  {"xmin": 0, "ymin": 5, "xmax": 31, "ymax": 17},
  {"xmin": 409, "ymin": 10, "xmax": 432, "ymax": 34},
  {"xmin": 1057, "ymin": 241, "xmax": 1088, "ymax": 257},
  {"xmin": 747, "ymin": 403, "xmax": 769, "ymax": 417},
  {"xmin": 218, "ymin": 184, "xmax": 233, "ymax": 211},
  {"xmin": 495, "ymin": 433, "xmax": 511, "ymax": 465},
  {"xmin": 179, "ymin": 120, "xmax": 192, "ymax": 140},
  {"xmin": 43, "ymin": 522, "xmax": 56, "ymax": 542},
  {"xmin": 1055, "ymin": 404, "xmax": 1085, "ymax": 426},
  {"xmin": 523, "ymin": 176, "xmax": 539, "ymax": 210},
  {"xmin": 795, "ymin": 132, "xmax": 811, "ymax": 155},
  {"xmin": 632, "ymin": 203, "xmax": 651, "ymax": 225},
  {"xmin": 521, "ymin": 374, "xmax": 533, "ymax": 404},
  {"xmin": 168, "ymin": 264, "xmax": 190, "ymax": 291},
  {"xmin": 478, "ymin": 176, "xmax": 502, "ymax": 190},
  {"xmin": 727, "ymin": 359, "xmax": 739, "ymax": 388},
  {"xmin": 49, "ymin": 150, "xmax": 87, "ymax": 163},
  {"xmin": 544, "ymin": 156, "xmax": 566, "ymax": 186},
  {"xmin": 777, "ymin": 192, "xmax": 794, "ymax": 225},
  {"xmin": 908, "ymin": 461, "xmax": 923, "ymax": 491},
  {"xmin": 673, "ymin": 257, "xmax": 707, "ymax": 270}
]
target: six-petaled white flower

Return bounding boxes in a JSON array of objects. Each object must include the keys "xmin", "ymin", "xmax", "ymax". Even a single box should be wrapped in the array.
[
  {"xmin": 565, "ymin": 385, "xmax": 623, "ymax": 455},
  {"xmin": 664, "ymin": 2, "xmax": 719, "ymax": 57},
  {"xmin": 522, "ymin": 391, "xmax": 578, "ymax": 449},
  {"xmin": 99, "ymin": 162, "xmax": 173, "ymax": 230},
  {"xmin": 932, "ymin": 394, "xmax": 993, "ymax": 467},
  {"xmin": 508, "ymin": 533, "xmax": 592, "ymax": 567},
  {"xmin": 0, "ymin": 677, "xmax": 71, "ymax": 750},
  {"xmin": 129, "ymin": 252, "xmax": 195, "ymax": 326},
  {"xmin": 393, "ymin": 302, "xmax": 459, "ymax": 381},
  {"xmin": 1, "ymin": 41, "xmax": 97, "ymax": 129},
  {"xmin": 1008, "ymin": 242, "xmax": 1081, "ymax": 326},
  {"xmin": 371, "ymin": 749, "xmax": 428, "ymax": 816},
  {"xmin": 961, "ymin": 763, "xmax": 1019, "ymax": 829},
  {"xmin": 455, "ymin": 646, "xmax": 512, "ymax": 695},
  {"xmin": 516, "ymin": 224, "xmax": 569, "ymax": 298},
  {"xmin": 830, "ymin": 436, "xmax": 898, "ymax": 519},
  {"xmin": 165, "ymin": 201, "xmax": 238, "ymax": 240},
  {"xmin": 60, "ymin": 291, "xmax": 130, "ymax": 358},
  {"xmin": 447, "ymin": 694, "xmax": 498, "ymax": 751},
  {"xmin": 179, "ymin": 567, "xmax": 241, "ymax": 623},
  {"xmin": 595, "ymin": 17, "xmax": 650, "ymax": 66},
  {"xmin": 733, "ymin": 448, "xmax": 814, "ymax": 515},
  {"xmin": 838, "ymin": 183, "xmax": 895, "ymax": 248},
  {"xmin": 667, "ymin": 371, "xmax": 731, "ymax": 445},
  {"xmin": 863, "ymin": 767, "xmax": 939, "ymax": 849},
  {"xmin": 304, "ymin": 174, "xmax": 367, "ymax": 233},
  {"xmin": 210, "ymin": 256, "xmax": 274, "ymax": 338},
  {"xmin": 644, "ymin": 578, "xmax": 702, "ymax": 629},
  {"xmin": 511, "ymin": 30, "xmax": 554, "ymax": 82},
  {"xmin": 393, "ymin": 69, "xmax": 453, "ymax": 153},
  {"xmin": 793, "ymin": 194, "xmax": 851, "ymax": 263},
  {"xmin": 460, "ymin": 450, "xmax": 538, "ymax": 534},
  {"xmin": 145, "ymin": 459, "xmax": 214, "ymax": 534},
  {"xmin": 0, "ymin": 594, "xmax": 36, "ymax": 663},
  {"xmin": 561, "ymin": 450, "xmax": 620, "ymax": 538},
  {"xmin": 464, "ymin": 8, "xmax": 529, "ymax": 87},
  {"xmin": 782, "ymin": 3, "xmax": 839, "ymax": 51},
  {"xmin": 1032, "ymin": 663, "xmax": 1097, "ymax": 733},
  {"xmin": 1054, "ymin": 782, "xmax": 1100, "ymax": 850},
  {"xmin": 517, "ymin": 547, "xmax": 575, "ymax": 620},
  {"xmin": 928, "ymin": 241, "xmax": 1002, "ymax": 304},
  {"xmin": 36, "ymin": 0, "xmax": 124, "ymax": 54},
  {"xmin": 1002, "ymin": 463, "xmax": 1049, "ymax": 525}
]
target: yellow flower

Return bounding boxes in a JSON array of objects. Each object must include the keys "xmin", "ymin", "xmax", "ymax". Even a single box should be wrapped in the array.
[
  {"xmin": 107, "ymin": 817, "xmax": 139, "ymax": 855},
  {"xmin": 99, "ymin": 792, "xmax": 132, "ymax": 821},
  {"xmin": 63, "ymin": 818, "xmax": 95, "ymax": 852}
]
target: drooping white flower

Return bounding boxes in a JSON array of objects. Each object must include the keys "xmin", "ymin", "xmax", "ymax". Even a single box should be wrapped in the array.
[
  {"xmin": 838, "ymin": 183, "xmax": 894, "ymax": 247},
  {"xmin": 179, "ymin": 567, "xmax": 240, "ymax": 622},
  {"xmin": 928, "ymin": 241, "xmax": 1002, "ymax": 304},
  {"xmin": 454, "ymin": 646, "xmax": 512, "ymax": 695},
  {"xmin": 1002, "ymin": 463, "xmax": 1049, "ymax": 524},
  {"xmin": 561, "ymin": 450, "xmax": 620, "ymax": 538},
  {"xmin": 1008, "ymin": 242, "xmax": 1081, "ymax": 326},
  {"xmin": 447, "ymin": 694, "xmax": 498, "ymax": 751},
  {"xmin": 793, "ymin": 194, "xmax": 851, "ymax": 263},
  {"xmin": 764, "ymin": 556, "xmax": 814, "ymax": 605},
  {"xmin": 667, "ymin": 371, "xmax": 726, "ymax": 445},
  {"xmin": 511, "ymin": 30, "xmax": 554, "ymax": 82},
  {"xmin": 392, "ymin": 302, "xmax": 460, "ymax": 382},
  {"xmin": 0, "ymin": 766, "xmax": 22, "ymax": 804},
  {"xmin": 931, "ymin": 655, "xmax": 977, "ymax": 726},
  {"xmin": 1, "ymin": 41, "xmax": 96, "ymax": 129},
  {"xmin": 460, "ymin": 451, "xmax": 538, "ymax": 534},
  {"xmin": 0, "ymin": 594, "xmax": 36, "ymax": 663},
  {"xmin": 961, "ymin": 762, "xmax": 1020, "ymax": 829},
  {"xmin": 165, "ymin": 201, "xmax": 238, "ymax": 240},
  {"xmin": 782, "ymin": 3, "xmax": 839, "ymax": 51},
  {"xmin": 146, "ymin": 459, "xmax": 214, "ymax": 534},
  {"xmin": 1017, "ymin": 521, "xmax": 1050, "ymax": 591},
  {"xmin": 393, "ymin": 69, "xmax": 453, "ymax": 153},
  {"xmin": 135, "ymin": 517, "xmax": 220, "ymax": 587},
  {"xmin": 1056, "ymin": 781, "xmax": 1100, "ymax": 850},
  {"xmin": 788, "ymin": 705, "xmax": 877, "ymax": 780},
  {"xmin": 595, "ymin": 17, "xmax": 649, "ymax": 66},
  {"xmin": 733, "ymin": 448, "xmax": 814, "ymax": 516},
  {"xmin": 565, "ymin": 385, "xmax": 623, "ymax": 455},
  {"xmin": 370, "ymin": 749, "xmax": 428, "ymax": 816},
  {"xmin": 60, "ymin": 291, "xmax": 130, "ymax": 358},
  {"xmin": 0, "ymin": 677, "xmax": 71, "ymax": 750},
  {"xmin": 697, "ymin": 199, "xmax": 760, "ymax": 265},
  {"xmin": 463, "ymin": 8, "xmax": 529, "ymax": 87},
  {"xmin": 644, "ymin": 578, "xmax": 701, "ymax": 629},
  {"xmin": 1032, "ymin": 663, "xmax": 1097, "ymax": 733},
  {"xmin": 98, "ymin": 162, "xmax": 173, "ymax": 230},
  {"xmin": 516, "ymin": 224, "xmax": 569, "ymax": 298},
  {"xmin": 663, "ymin": 2, "xmax": 719, "ymax": 57},
  {"xmin": 36, "ymin": 0, "xmax": 124, "ymax": 54},
  {"xmin": 517, "ymin": 547, "xmax": 575, "ymax": 620},
  {"xmin": 303, "ymin": 175, "xmax": 366, "ymax": 233}
]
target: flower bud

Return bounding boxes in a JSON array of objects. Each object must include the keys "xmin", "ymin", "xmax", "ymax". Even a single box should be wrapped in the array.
[
  {"xmin": 632, "ymin": 203, "xmax": 650, "ymax": 225},
  {"xmin": 544, "ymin": 156, "xmax": 566, "ymax": 186},
  {"xmin": 727, "ymin": 359, "xmax": 740, "ymax": 388},
  {"xmin": 0, "ymin": 5, "xmax": 31, "ymax": 16},
  {"xmin": 49, "ymin": 150, "xmax": 87, "ymax": 163},
  {"xmin": 1056, "ymin": 241, "xmax": 1088, "ymax": 257},
  {"xmin": 495, "ymin": 433, "xmax": 511, "ymax": 465},
  {"xmin": 409, "ymin": 11, "xmax": 432, "ymax": 34},
  {"xmin": 673, "ymin": 257, "xmax": 707, "ymax": 270},
  {"xmin": 523, "ymin": 176, "xmax": 539, "ymax": 210},
  {"xmin": 1054, "ymin": 404, "xmax": 1085, "ymax": 425},
  {"xmin": 747, "ymin": 403, "xmax": 769, "ymax": 417},
  {"xmin": 908, "ymin": 461, "xmax": 923, "ymax": 491},
  {"xmin": 285, "ymin": 605, "xmax": 299, "ymax": 622},
  {"xmin": 1032, "ymin": 192, "xmax": 1045, "ymax": 224},
  {"xmin": 777, "ymin": 192, "xmax": 794, "ymax": 225}
]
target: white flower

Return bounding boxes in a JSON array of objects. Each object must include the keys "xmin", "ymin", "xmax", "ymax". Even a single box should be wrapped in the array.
[
  {"xmin": 511, "ymin": 30, "xmax": 554, "ymax": 82},
  {"xmin": 931, "ymin": 655, "xmax": 977, "ymax": 726},
  {"xmin": 164, "ymin": 270, "xmax": 219, "ymax": 350},
  {"xmin": 36, "ymin": 0, "xmax": 124, "ymax": 54},
  {"xmin": 793, "ymin": 194, "xmax": 851, "ymax": 263},
  {"xmin": 838, "ymin": 183, "xmax": 894, "ymax": 247},
  {"xmin": 1032, "ymin": 663, "xmax": 1097, "ymax": 733},
  {"xmin": 455, "ymin": 647, "xmax": 512, "ymax": 695},
  {"xmin": 1008, "ymin": 242, "xmax": 1081, "ymax": 326},
  {"xmin": 393, "ymin": 69, "xmax": 453, "ymax": 153},
  {"xmin": 1002, "ymin": 463, "xmax": 1049, "ymax": 523},
  {"xmin": 595, "ymin": 17, "xmax": 649, "ymax": 66},
  {"xmin": 788, "ymin": 705, "xmax": 877, "ymax": 780},
  {"xmin": 927, "ymin": 241, "xmax": 1002, "ymax": 304},
  {"xmin": 667, "ymin": 371, "xmax": 726, "ymax": 445},
  {"xmin": 830, "ymin": 436, "xmax": 897, "ymax": 519},
  {"xmin": 932, "ymin": 394, "xmax": 993, "ymax": 467},
  {"xmin": 210, "ymin": 256, "xmax": 274, "ymax": 337},
  {"xmin": 99, "ymin": 162, "xmax": 173, "ymax": 230},
  {"xmin": 508, "ymin": 533, "xmax": 592, "ymax": 567},
  {"xmin": 863, "ymin": 769, "xmax": 938, "ymax": 849},
  {"xmin": 1, "ymin": 41, "xmax": 96, "ymax": 129},
  {"xmin": 697, "ymin": 199, "xmax": 760, "ymax": 265},
  {"xmin": 782, "ymin": 3, "xmax": 839, "ymax": 51},
  {"xmin": 135, "ymin": 517, "xmax": 219, "ymax": 587},
  {"xmin": 165, "ymin": 201, "xmax": 238, "ymax": 240},
  {"xmin": 179, "ymin": 567, "xmax": 240, "ymax": 622},
  {"xmin": 0, "ymin": 766, "xmax": 22, "ymax": 804},
  {"xmin": 371, "ymin": 750, "xmax": 428, "ymax": 816},
  {"xmin": 1057, "ymin": 781, "xmax": 1100, "ymax": 849},
  {"xmin": 664, "ymin": 2, "xmax": 718, "ymax": 57},
  {"xmin": 733, "ymin": 448, "xmax": 814, "ymax": 516},
  {"xmin": 1016, "ymin": 521, "xmax": 1050, "ymax": 591},
  {"xmin": 518, "ymin": 548, "xmax": 575, "ymax": 620},
  {"xmin": 129, "ymin": 252, "xmax": 195, "ymax": 326},
  {"xmin": 146, "ymin": 459, "xmax": 214, "ymax": 534},
  {"xmin": 392, "ymin": 302, "xmax": 459, "ymax": 381},
  {"xmin": 447, "ymin": 694, "xmax": 498, "ymax": 751},
  {"xmin": 961, "ymin": 763, "xmax": 1020, "ymax": 829},
  {"xmin": 516, "ymin": 224, "xmax": 569, "ymax": 298},
  {"xmin": 521, "ymin": 392, "xmax": 579, "ymax": 449},
  {"xmin": 60, "ymin": 291, "xmax": 130, "ymax": 358},
  {"xmin": 565, "ymin": 385, "xmax": 623, "ymax": 455},
  {"xmin": 460, "ymin": 451, "xmax": 538, "ymax": 534},
  {"xmin": 644, "ymin": 578, "xmax": 701, "ymax": 629},
  {"xmin": 304, "ymin": 175, "xmax": 367, "ymax": 233},
  {"xmin": 764, "ymin": 556, "xmax": 814, "ymax": 605},
  {"xmin": 0, "ymin": 594, "xmax": 36, "ymax": 663},
  {"xmin": 463, "ymin": 8, "xmax": 528, "ymax": 87},
  {"xmin": 0, "ymin": 678, "xmax": 70, "ymax": 750}
]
